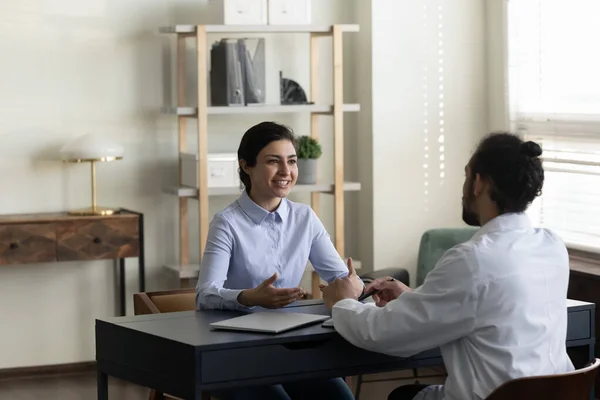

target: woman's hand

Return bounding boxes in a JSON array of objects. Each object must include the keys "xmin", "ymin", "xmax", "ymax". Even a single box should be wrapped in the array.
[
  {"xmin": 321, "ymin": 258, "xmax": 365, "ymax": 310},
  {"xmin": 238, "ymin": 273, "xmax": 306, "ymax": 308},
  {"xmin": 319, "ymin": 258, "xmax": 365, "ymax": 295},
  {"xmin": 364, "ymin": 277, "xmax": 412, "ymax": 307}
]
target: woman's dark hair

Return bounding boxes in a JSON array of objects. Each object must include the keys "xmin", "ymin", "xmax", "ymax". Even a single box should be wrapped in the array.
[
  {"xmin": 237, "ymin": 121, "xmax": 297, "ymax": 193},
  {"xmin": 469, "ymin": 132, "xmax": 544, "ymax": 214}
]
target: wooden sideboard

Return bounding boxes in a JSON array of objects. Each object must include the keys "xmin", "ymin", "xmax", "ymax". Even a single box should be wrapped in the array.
[{"xmin": 0, "ymin": 208, "xmax": 145, "ymax": 316}]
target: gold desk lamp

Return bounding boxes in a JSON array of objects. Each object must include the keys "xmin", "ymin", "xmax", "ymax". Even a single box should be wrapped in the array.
[{"xmin": 60, "ymin": 133, "xmax": 124, "ymax": 216}]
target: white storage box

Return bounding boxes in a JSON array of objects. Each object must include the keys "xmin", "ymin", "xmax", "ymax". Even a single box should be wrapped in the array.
[
  {"xmin": 268, "ymin": 0, "xmax": 311, "ymax": 25},
  {"xmin": 224, "ymin": 0, "xmax": 268, "ymax": 25},
  {"xmin": 181, "ymin": 153, "xmax": 241, "ymax": 188}
]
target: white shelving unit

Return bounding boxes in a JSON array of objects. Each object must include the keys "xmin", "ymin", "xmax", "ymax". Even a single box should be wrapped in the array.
[
  {"xmin": 161, "ymin": 104, "xmax": 361, "ymax": 116},
  {"xmin": 159, "ymin": 24, "xmax": 360, "ymax": 297},
  {"xmin": 159, "ymin": 24, "xmax": 360, "ymax": 34}
]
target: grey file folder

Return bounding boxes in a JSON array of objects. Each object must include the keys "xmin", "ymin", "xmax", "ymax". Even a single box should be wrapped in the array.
[
  {"xmin": 210, "ymin": 38, "xmax": 265, "ymax": 106},
  {"xmin": 210, "ymin": 312, "xmax": 330, "ymax": 334}
]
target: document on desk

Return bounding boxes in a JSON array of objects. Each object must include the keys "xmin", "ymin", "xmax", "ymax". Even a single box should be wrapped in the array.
[
  {"xmin": 322, "ymin": 318, "xmax": 334, "ymax": 328},
  {"xmin": 210, "ymin": 312, "xmax": 330, "ymax": 334}
]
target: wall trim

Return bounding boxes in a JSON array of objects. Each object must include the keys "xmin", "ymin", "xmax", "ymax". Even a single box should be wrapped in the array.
[
  {"xmin": 0, "ymin": 361, "xmax": 96, "ymax": 380},
  {"xmin": 570, "ymin": 249, "xmax": 600, "ymax": 264},
  {"xmin": 570, "ymin": 251, "xmax": 600, "ymax": 278}
]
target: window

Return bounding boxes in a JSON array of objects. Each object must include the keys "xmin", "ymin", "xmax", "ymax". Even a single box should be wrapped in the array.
[{"xmin": 507, "ymin": 0, "xmax": 600, "ymax": 253}]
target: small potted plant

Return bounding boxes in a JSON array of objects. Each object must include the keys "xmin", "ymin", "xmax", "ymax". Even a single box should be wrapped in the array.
[{"xmin": 296, "ymin": 135, "xmax": 322, "ymax": 184}]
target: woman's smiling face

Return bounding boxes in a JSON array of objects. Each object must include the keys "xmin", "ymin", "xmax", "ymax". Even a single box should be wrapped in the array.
[{"xmin": 245, "ymin": 139, "xmax": 298, "ymax": 200}]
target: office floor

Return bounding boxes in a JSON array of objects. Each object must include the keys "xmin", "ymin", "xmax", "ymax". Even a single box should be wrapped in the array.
[{"xmin": 0, "ymin": 368, "xmax": 446, "ymax": 400}]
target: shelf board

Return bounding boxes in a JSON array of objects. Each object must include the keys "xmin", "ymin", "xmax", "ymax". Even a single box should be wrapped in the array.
[
  {"xmin": 164, "ymin": 260, "xmax": 362, "ymax": 280},
  {"xmin": 164, "ymin": 264, "xmax": 200, "ymax": 280},
  {"xmin": 161, "ymin": 104, "xmax": 360, "ymax": 116},
  {"xmin": 167, "ymin": 182, "xmax": 361, "ymax": 198},
  {"xmin": 159, "ymin": 24, "xmax": 359, "ymax": 34}
]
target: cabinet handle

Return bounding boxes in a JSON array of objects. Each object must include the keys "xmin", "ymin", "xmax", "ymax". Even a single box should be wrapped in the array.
[
  {"xmin": 93, "ymin": 237, "xmax": 102, "ymax": 244},
  {"xmin": 9, "ymin": 242, "xmax": 19, "ymax": 250}
]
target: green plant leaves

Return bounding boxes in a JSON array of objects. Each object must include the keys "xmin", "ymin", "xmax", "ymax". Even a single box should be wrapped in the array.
[{"xmin": 297, "ymin": 135, "xmax": 322, "ymax": 159}]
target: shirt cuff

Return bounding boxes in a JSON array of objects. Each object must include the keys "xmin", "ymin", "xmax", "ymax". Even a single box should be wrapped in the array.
[
  {"xmin": 333, "ymin": 298, "xmax": 360, "ymax": 310},
  {"xmin": 220, "ymin": 288, "xmax": 254, "ymax": 309}
]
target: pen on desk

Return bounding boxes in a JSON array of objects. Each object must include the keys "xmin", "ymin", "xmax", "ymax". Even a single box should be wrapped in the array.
[{"xmin": 358, "ymin": 277, "xmax": 396, "ymax": 302}]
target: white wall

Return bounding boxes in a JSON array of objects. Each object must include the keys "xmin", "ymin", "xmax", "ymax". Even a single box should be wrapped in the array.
[
  {"xmin": 485, "ymin": 0, "xmax": 510, "ymax": 132},
  {"xmin": 352, "ymin": 0, "xmax": 374, "ymax": 272},
  {"xmin": 0, "ymin": 0, "xmax": 354, "ymax": 369},
  {"xmin": 366, "ymin": 0, "xmax": 488, "ymax": 282}
]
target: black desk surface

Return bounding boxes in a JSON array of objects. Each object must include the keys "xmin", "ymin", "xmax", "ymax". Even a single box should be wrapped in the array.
[
  {"xmin": 101, "ymin": 300, "xmax": 342, "ymax": 351},
  {"xmin": 96, "ymin": 299, "xmax": 595, "ymax": 400},
  {"xmin": 99, "ymin": 299, "xmax": 594, "ymax": 348}
]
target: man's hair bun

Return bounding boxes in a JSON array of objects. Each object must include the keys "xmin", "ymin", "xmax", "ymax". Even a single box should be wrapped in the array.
[{"xmin": 520, "ymin": 141, "xmax": 543, "ymax": 158}]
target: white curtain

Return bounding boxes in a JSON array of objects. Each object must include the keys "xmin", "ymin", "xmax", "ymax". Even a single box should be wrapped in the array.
[{"xmin": 507, "ymin": 0, "xmax": 600, "ymax": 252}]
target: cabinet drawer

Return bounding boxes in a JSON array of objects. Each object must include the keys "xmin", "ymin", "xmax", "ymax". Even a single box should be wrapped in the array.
[
  {"xmin": 56, "ymin": 217, "xmax": 139, "ymax": 261},
  {"xmin": 0, "ymin": 224, "xmax": 56, "ymax": 265},
  {"xmin": 201, "ymin": 338, "xmax": 393, "ymax": 384},
  {"xmin": 567, "ymin": 310, "xmax": 591, "ymax": 341}
]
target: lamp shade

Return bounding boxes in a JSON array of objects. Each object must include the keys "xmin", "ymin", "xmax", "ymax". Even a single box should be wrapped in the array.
[{"xmin": 60, "ymin": 133, "xmax": 124, "ymax": 162}]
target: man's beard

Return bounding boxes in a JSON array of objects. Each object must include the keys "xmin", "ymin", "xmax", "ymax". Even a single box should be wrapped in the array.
[
  {"xmin": 462, "ymin": 180, "xmax": 480, "ymax": 226},
  {"xmin": 462, "ymin": 205, "xmax": 480, "ymax": 227}
]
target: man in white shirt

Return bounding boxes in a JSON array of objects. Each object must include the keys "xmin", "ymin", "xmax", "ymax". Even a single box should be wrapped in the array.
[{"xmin": 322, "ymin": 132, "xmax": 575, "ymax": 400}]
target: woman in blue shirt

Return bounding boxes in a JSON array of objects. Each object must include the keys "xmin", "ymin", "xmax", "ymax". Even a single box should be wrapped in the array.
[{"xmin": 196, "ymin": 121, "xmax": 361, "ymax": 400}]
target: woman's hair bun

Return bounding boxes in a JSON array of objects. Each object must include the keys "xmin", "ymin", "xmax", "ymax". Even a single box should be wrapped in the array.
[{"xmin": 520, "ymin": 141, "xmax": 543, "ymax": 158}]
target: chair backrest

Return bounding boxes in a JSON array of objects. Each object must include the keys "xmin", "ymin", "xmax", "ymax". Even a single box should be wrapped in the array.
[
  {"xmin": 486, "ymin": 359, "xmax": 600, "ymax": 400},
  {"xmin": 416, "ymin": 227, "xmax": 478, "ymax": 286},
  {"xmin": 133, "ymin": 288, "xmax": 196, "ymax": 315},
  {"xmin": 133, "ymin": 288, "xmax": 202, "ymax": 400}
]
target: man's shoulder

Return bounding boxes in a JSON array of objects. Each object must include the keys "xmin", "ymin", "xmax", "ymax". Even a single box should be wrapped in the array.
[
  {"xmin": 433, "ymin": 241, "xmax": 481, "ymax": 277},
  {"xmin": 440, "ymin": 240, "xmax": 479, "ymax": 263},
  {"xmin": 461, "ymin": 226, "xmax": 568, "ymax": 275},
  {"xmin": 475, "ymin": 225, "xmax": 568, "ymax": 256},
  {"xmin": 539, "ymin": 226, "xmax": 568, "ymax": 247}
]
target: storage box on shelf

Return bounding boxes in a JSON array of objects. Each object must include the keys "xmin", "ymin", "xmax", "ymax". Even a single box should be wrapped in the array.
[
  {"xmin": 223, "ymin": 0, "xmax": 268, "ymax": 25},
  {"xmin": 159, "ymin": 24, "xmax": 360, "ymax": 297},
  {"xmin": 181, "ymin": 152, "xmax": 240, "ymax": 189},
  {"xmin": 268, "ymin": 0, "xmax": 312, "ymax": 25},
  {"xmin": 220, "ymin": 0, "xmax": 312, "ymax": 26}
]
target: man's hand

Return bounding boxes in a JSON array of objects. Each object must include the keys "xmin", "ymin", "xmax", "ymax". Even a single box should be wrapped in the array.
[
  {"xmin": 238, "ymin": 273, "xmax": 305, "ymax": 308},
  {"xmin": 321, "ymin": 258, "xmax": 364, "ymax": 310},
  {"xmin": 364, "ymin": 276, "xmax": 412, "ymax": 307}
]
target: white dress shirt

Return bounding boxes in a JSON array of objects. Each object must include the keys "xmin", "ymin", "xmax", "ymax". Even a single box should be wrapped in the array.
[{"xmin": 332, "ymin": 213, "xmax": 575, "ymax": 400}]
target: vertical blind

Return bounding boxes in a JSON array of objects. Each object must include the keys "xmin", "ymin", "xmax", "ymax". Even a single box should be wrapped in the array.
[{"xmin": 507, "ymin": 0, "xmax": 600, "ymax": 252}]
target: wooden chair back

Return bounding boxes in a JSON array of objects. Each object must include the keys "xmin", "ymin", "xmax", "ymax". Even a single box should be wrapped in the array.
[
  {"xmin": 133, "ymin": 288, "xmax": 210, "ymax": 400},
  {"xmin": 133, "ymin": 288, "xmax": 196, "ymax": 315},
  {"xmin": 486, "ymin": 358, "xmax": 600, "ymax": 400}
]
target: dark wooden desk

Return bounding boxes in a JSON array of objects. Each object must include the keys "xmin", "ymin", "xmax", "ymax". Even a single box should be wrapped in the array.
[
  {"xmin": 95, "ymin": 299, "xmax": 595, "ymax": 400},
  {"xmin": 0, "ymin": 208, "xmax": 145, "ymax": 316},
  {"xmin": 569, "ymin": 261, "xmax": 600, "ymax": 397}
]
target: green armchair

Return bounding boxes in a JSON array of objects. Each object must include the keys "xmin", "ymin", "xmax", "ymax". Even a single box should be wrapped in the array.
[{"xmin": 416, "ymin": 227, "xmax": 479, "ymax": 287}]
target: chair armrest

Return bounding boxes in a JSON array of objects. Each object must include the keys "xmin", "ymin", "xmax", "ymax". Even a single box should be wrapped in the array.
[{"xmin": 359, "ymin": 268, "xmax": 410, "ymax": 286}]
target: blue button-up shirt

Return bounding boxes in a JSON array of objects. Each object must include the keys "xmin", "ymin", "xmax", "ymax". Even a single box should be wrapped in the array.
[{"xmin": 195, "ymin": 191, "xmax": 350, "ymax": 310}]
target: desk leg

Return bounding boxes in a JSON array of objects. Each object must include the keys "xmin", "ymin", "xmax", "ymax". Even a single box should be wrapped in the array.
[
  {"xmin": 119, "ymin": 258, "xmax": 125, "ymax": 316},
  {"xmin": 97, "ymin": 370, "xmax": 108, "ymax": 400},
  {"xmin": 589, "ymin": 343, "xmax": 596, "ymax": 400},
  {"xmin": 138, "ymin": 212, "xmax": 146, "ymax": 292}
]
